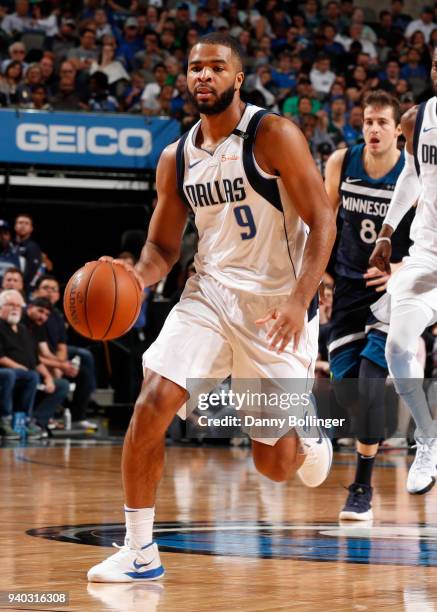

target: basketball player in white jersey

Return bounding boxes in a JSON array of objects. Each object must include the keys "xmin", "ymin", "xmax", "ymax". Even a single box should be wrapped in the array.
[
  {"xmin": 88, "ymin": 33, "xmax": 336, "ymax": 582},
  {"xmin": 369, "ymin": 48, "xmax": 437, "ymax": 495}
]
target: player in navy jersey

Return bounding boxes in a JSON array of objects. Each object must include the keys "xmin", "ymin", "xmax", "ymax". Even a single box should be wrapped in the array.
[
  {"xmin": 324, "ymin": 90, "xmax": 414, "ymax": 520},
  {"xmin": 88, "ymin": 32, "xmax": 336, "ymax": 582}
]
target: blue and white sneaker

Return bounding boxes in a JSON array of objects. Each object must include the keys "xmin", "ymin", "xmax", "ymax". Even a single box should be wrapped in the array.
[
  {"xmin": 87, "ymin": 541, "xmax": 164, "ymax": 583},
  {"xmin": 297, "ymin": 427, "xmax": 333, "ymax": 488},
  {"xmin": 339, "ymin": 483, "xmax": 373, "ymax": 521}
]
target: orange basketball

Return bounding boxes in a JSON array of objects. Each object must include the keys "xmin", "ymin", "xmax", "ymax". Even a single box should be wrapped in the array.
[{"xmin": 63, "ymin": 261, "xmax": 142, "ymax": 340}]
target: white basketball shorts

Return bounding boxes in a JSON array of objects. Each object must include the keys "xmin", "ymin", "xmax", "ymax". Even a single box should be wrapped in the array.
[{"xmin": 143, "ymin": 274, "xmax": 319, "ymax": 445}]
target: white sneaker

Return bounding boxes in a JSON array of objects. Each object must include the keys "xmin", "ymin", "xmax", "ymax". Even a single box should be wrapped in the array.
[
  {"xmin": 407, "ymin": 438, "xmax": 437, "ymax": 495},
  {"xmin": 87, "ymin": 541, "xmax": 164, "ymax": 582},
  {"xmin": 297, "ymin": 428, "xmax": 333, "ymax": 488}
]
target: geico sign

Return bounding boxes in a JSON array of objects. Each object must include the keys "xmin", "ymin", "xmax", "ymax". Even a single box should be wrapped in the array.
[{"xmin": 16, "ymin": 123, "xmax": 152, "ymax": 156}]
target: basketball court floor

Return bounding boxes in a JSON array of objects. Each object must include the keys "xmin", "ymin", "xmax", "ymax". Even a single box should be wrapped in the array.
[{"xmin": 2, "ymin": 439, "xmax": 437, "ymax": 611}]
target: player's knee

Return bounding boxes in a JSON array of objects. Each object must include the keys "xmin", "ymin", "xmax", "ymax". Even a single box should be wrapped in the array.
[{"xmin": 385, "ymin": 335, "xmax": 405, "ymax": 369}]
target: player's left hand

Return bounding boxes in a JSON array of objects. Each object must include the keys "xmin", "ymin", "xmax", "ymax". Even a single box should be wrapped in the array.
[
  {"xmin": 255, "ymin": 297, "xmax": 307, "ymax": 354},
  {"xmin": 363, "ymin": 266, "xmax": 391, "ymax": 292}
]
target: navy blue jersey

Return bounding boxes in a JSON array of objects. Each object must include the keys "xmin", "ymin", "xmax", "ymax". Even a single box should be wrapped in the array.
[{"xmin": 335, "ymin": 144, "xmax": 414, "ymax": 279}]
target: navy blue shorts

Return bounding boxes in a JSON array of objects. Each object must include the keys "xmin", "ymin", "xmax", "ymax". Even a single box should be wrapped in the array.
[{"xmin": 328, "ymin": 276, "xmax": 388, "ymax": 379}]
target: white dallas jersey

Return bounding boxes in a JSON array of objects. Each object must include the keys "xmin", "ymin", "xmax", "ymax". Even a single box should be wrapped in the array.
[
  {"xmin": 176, "ymin": 104, "xmax": 308, "ymax": 295},
  {"xmin": 411, "ymin": 96, "xmax": 437, "ymax": 255}
]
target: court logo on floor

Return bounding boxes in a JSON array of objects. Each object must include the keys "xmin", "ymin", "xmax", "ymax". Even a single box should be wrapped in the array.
[{"xmin": 27, "ymin": 521, "xmax": 437, "ymax": 567}]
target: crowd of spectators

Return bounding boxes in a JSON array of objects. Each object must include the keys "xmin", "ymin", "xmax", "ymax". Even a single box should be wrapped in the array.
[
  {"xmin": 0, "ymin": 214, "xmax": 98, "ymax": 440},
  {"xmin": 0, "ymin": 0, "xmax": 435, "ymax": 164}
]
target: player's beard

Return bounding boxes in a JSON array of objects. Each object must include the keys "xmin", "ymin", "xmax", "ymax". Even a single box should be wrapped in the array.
[{"xmin": 188, "ymin": 83, "xmax": 236, "ymax": 115}]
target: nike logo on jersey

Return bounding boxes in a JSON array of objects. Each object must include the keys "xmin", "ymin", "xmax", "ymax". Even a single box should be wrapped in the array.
[
  {"xmin": 345, "ymin": 177, "xmax": 361, "ymax": 183},
  {"xmin": 423, "ymin": 126, "xmax": 437, "ymax": 133},
  {"xmin": 188, "ymin": 160, "xmax": 203, "ymax": 169}
]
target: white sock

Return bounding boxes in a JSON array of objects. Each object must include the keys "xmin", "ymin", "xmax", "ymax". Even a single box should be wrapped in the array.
[{"xmin": 124, "ymin": 506, "xmax": 155, "ymax": 549}]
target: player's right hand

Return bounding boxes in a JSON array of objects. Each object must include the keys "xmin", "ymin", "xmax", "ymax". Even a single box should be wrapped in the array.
[
  {"xmin": 369, "ymin": 241, "xmax": 392, "ymax": 274},
  {"xmin": 97, "ymin": 256, "xmax": 145, "ymax": 291}
]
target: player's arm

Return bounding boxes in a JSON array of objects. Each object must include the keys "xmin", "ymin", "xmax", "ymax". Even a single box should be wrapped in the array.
[
  {"xmin": 101, "ymin": 142, "xmax": 189, "ymax": 288},
  {"xmin": 369, "ymin": 107, "xmax": 421, "ymax": 273},
  {"xmin": 254, "ymin": 116, "xmax": 337, "ymax": 352},
  {"xmin": 324, "ymin": 147, "xmax": 347, "ymax": 213}
]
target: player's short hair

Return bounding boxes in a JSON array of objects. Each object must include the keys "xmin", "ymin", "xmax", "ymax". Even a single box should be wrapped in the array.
[
  {"xmin": 362, "ymin": 90, "xmax": 401, "ymax": 125},
  {"xmin": 195, "ymin": 32, "xmax": 244, "ymax": 70}
]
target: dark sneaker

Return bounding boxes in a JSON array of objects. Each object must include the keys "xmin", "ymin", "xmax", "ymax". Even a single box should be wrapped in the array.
[
  {"xmin": 0, "ymin": 417, "xmax": 20, "ymax": 440},
  {"xmin": 339, "ymin": 483, "xmax": 373, "ymax": 521},
  {"xmin": 25, "ymin": 422, "xmax": 45, "ymax": 439}
]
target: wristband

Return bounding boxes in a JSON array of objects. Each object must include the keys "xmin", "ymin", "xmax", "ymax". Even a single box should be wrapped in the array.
[{"xmin": 375, "ymin": 237, "xmax": 391, "ymax": 244}]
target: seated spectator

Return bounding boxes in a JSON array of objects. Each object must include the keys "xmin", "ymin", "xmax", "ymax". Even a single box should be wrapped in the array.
[
  {"xmin": 22, "ymin": 83, "xmax": 51, "ymax": 110},
  {"xmin": 170, "ymin": 73, "xmax": 189, "ymax": 119},
  {"xmin": 31, "ymin": 1, "xmax": 58, "ymax": 38},
  {"xmin": 165, "ymin": 56, "xmax": 182, "ymax": 86},
  {"xmin": 390, "ymin": 0, "xmax": 412, "ymax": 32},
  {"xmin": 1, "ymin": 42, "xmax": 28, "ymax": 74},
  {"xmin": 379, "ymin": 59, "xmax": 402, "ymax": 92},
  {"xmin": 117, "ymin": 17, "xmax": 144, "ymax": 72},
  {"xmin": 310, "ymin": 54, "xmax": 336, "ymax": 97},
  {"xmin": 350, "ymin": 7, "xmax": 377, "ymax": 43},
  {"xmin": 52, "ymin": 18, "xmax": 78, "ymax": 65},
  {"xmin": 134, "ymin": 31, "xmax": 165, "ymax": 72},
  {"xmin": 400, "ymin": 46, "xmax": 428, "ymax": 81},
  {"xmin": 303, "ymin": 0, "xmax": 321, "ymax": 29},
  {"xmin": 0, "ymin": 60, "xmax": 23, "ymax": 106},
  {"xmin": 194, "ymin": 8, "xmax": 214, "ymax": 37},
  {"xmin": 342, "ymin": 104, "xmax": 364, "ymax": 145},
  {"xmin": 67, "ymin": 27, "xmax": 99, "ymax": 74},
  {"xmin": 39, "ymin": 54, "xmax": 57, "ymax": 97},
  {"xmin": 94, "ymin": 7, "xmax": 116, "ymax": 42},
  {"xmin": 1, "ymin": 267, "xmax": 24, "ymax": 298},
  {"xmin": 336, "ymin": 23, "xmax": 377, "ymax": 61},
  {"xmin": 375, "ymin": 10, "xmax": 400, "ymax": 50},
  {"xmin": 0, "ymin": 290, "xmax": 42, "ymax": 439},
  {"xmin": 321, "ymin": 23, "xmax": 345, "ymax": 66},
  {"xmin": 301, "ymin": 112, "xmax": 336, "ymax": 158},
  {"xmin": 252, "ymin": 65, "xmax": 279, "ymax": 112},
  {"xmin": 33, "ymin": 275, "xmax": 98, "ymax": 430},
  {"xmin": 270, "ymin": 51, "xmax": 297, "ymax": 99},
  {"xmin": 409, "ymin": 30, "xmax": 432, "ymax": 69},
  {"xmin": 23, "ymin": 297, "xmax": 70, "ymax": 432},
  {"xmin": 141, "ymin": 62, "xmax": 168, "ymax": 113},
  {"xmin": 328, "ymin": 96, "xmax": 349, "ymax": 143},
  {"xmin": 89, "ymin": 40, "xmax": 129, "ymax": 95},
  {"xmin": 87, "ymin": 71, "xmax": 119, "ymax": 112},
  {"xmin": 142, "ymin": 83, "xmax": 174, "ymax": 117},
  {"xmin": 50, "ymin": 61, "xmax": 84, "ymax": 111},
  {"xmin": 282, "ymin": 76, "xmax": 322, "ymax": 117},
  {"xmin": 1, "ymin": 0, "xmax": 32, "ymax": 37},
  {"xmin": 0, "ymin": 221, "xmax": 21, "ymax": 285},
  {"xmin": 17, "ymin": 63, "xmax": 43, "ymax": 106},
  {"xmin": 13, "ymin": 213, "xmax": 42, "ymax": 293},
  {"xmin": 121, "ymin": 70, "xmax": 145, "ymax": 113},
  {"xmin": 405, "ymin": 5, "xmax": 436, "ymax": 43}
]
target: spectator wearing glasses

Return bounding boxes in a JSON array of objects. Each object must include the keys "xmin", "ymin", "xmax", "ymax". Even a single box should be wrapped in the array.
[
  {"xmin": 33, "ymin": 275, "xmax": 98, "ymax": 430},
  {"xmin": 50, "ymin": 61, "xmax": 84, "ymax": 111},
  {"xmin": 1, "ymin": 42, "xmax": 28, "ymax": 74},
  {"xmin": 0, "ymin": 290, "xmax": 41, "ymax": 439}
]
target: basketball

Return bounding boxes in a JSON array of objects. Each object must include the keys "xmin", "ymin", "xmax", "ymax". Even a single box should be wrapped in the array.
[{"xmin": 63, "ymin": 260, "xmax": 142, "ymax": 340}]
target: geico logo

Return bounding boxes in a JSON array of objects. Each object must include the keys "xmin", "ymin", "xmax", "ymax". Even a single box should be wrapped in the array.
[{"xmin": 16, "ymin": 123, "xmax": 152, "ymax": 156}]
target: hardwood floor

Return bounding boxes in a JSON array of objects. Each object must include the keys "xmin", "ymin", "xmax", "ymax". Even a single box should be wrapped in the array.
[{"xmin": 1, "ymin": 442, "xmax": 437, "ymax": 611}]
